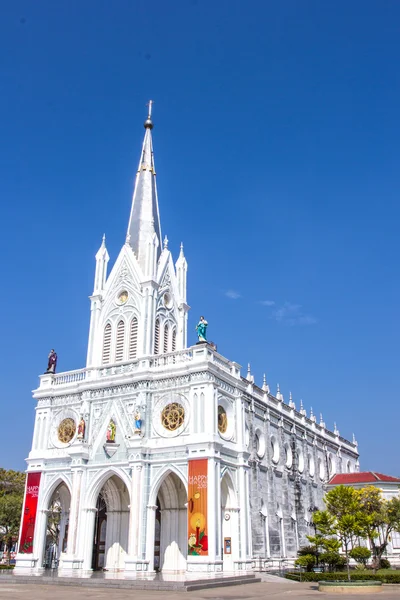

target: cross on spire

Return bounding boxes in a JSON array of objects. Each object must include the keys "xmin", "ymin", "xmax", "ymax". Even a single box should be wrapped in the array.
[{"xmin": 147, "ymin": 99, "xmax": 153, "ymax": 119}]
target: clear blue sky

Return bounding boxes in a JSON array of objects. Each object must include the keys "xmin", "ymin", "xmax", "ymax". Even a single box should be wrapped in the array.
[{"xmin": 1, "ymin": 1, "xmax": 399, "ymax": 474}]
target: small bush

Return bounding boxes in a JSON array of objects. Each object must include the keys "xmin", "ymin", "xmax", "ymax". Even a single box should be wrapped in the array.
[
  {"xmin": 379, "ymin": 558, "xmax": 391, "ymax": 569},
  {"xmin": 349, "ymin": 546, "xmax": 372, "ymax": 567},
  {"xmin": 0, "ymin": 565, "xmax": 15, "ymax": 570},
  {"xmin": 319, "ymin": 551, "xmax": 346, "ymax": 572},
  {"xmin": 294, "ymin": 554, "xmax": 316, "ymax": 572}
]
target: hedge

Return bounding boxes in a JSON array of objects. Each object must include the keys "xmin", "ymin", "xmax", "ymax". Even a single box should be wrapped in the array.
[
  {"xmin": 0, "ymin": 565, "xmax": 15, "ymax": 570},
  {"xmin": 285, "ymin": 570, "xmax": 400, "ymax": 584}
]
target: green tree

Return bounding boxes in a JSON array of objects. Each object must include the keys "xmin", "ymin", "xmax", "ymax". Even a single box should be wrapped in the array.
[
  {"xmin": 0, "ymin": 469, "xmax": 26, "ymax": 564},
  {"xmin": 313, "ymin": 486, "xmax": 367, "ymax": 581},
  {"xmin": 358, "ymin": 486, "xmax": 400, "ymax": 572}
]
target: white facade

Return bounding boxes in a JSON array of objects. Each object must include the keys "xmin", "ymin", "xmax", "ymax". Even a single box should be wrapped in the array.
[{"xmin": 16, "ymin": 109, "xmax": 359, "ymax": 575}]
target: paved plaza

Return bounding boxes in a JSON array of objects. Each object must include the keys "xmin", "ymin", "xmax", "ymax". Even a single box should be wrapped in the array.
[{"xmin": 0, "ymin": 580, "xmax": 399, "ymax": 600}]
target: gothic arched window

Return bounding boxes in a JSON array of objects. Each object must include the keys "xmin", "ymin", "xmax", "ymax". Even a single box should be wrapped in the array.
[
  {"xmin": 102, "ymin": 323, "xmax": 112, "ymax": 364},
  {"xmin": 129, "ymin": 316, "xmax": 138, "ymax": 360},
  {"xmin": 172, "ymin": 328, "xmax": 177, "ymax": 352},
  {"xmin": 115, "ymin": 320, "xmax": 125, "ymax": 362},
  {"xmin": 163, "ymin": 324, "xmax": 169, "ymax": 354},
  {"xmin": 154, "ymin": 319, "xmax": 160, "ymax": 355}
]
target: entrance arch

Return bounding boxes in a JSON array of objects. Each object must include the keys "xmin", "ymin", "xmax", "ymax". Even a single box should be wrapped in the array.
[
  {"xmin": 91, "ymin": 475, "xmax": 130, "ymax": 571},
  {"xmin": 152, "ymin": 471, "xmax": 187, "ymax": 573},
  {"xmin": 221, "ymin": 471, "xmax": 239, "ymax": 571},
  {"xmin": 43, "ymin": 482, "xmax": 71, "ymax": 569}
]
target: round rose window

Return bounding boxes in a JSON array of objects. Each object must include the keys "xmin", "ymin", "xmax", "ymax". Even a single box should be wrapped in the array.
[
  {"xmin": 58, "ymin": 418, "xmax": 76, "ymax": 443},
  {"xmin": 218, "ymin": 406, "xmax": 228, "ymax": 434},
  {"xmin": 161, "ymin": 403, "xmax": 185, "ymax": 431}
]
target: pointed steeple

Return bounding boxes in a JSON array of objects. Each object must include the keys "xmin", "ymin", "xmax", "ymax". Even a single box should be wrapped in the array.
[
  {"xmin": 126, "ymin": 101, "xmax": 162, "ymax": 274},
  {"xmin": 93, "ymin": 234, "xmax": 109, "ymax": 294}
]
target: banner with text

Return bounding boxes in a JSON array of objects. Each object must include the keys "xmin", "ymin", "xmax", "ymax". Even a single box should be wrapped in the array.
[
  {"xmin": 19, "ymin": 472, "xmax": 41, "ymax": 554},
  {"xmin": 187, "ymin": 459, "xmax": 208, "ymax": 556}
]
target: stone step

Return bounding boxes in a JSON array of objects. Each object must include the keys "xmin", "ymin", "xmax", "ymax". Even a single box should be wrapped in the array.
[
  {"xmin": 0, "ymin": 573, "xmax": 261, "ymax": 592},
  {"xmin": 185, "ymin": 576, "xmax": 261, "ymax": 591}
]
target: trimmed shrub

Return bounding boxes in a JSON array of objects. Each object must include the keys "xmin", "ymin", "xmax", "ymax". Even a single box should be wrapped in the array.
[
  {"xmin": 349, "ymin": 546, "xmax": 372, "ymax": 567},
  {"xmin": 285, "ymin": 570, "xmax": 400, "ymax": 583},
  {"xmin": 295, "ymin": 554, "xmax": 316, "ymax": 572},
  {"xmin": 319, "ymin": 551, "xmax": 346, "ymax": 572},
  {"xmin": 380, "ymin": 558, "xmax": 391, "ymax": 569}
]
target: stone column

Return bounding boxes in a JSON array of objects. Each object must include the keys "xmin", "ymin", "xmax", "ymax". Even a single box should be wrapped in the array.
[
  {"xmin": 125, "ymin": 464, "xmax": 147, "ymax": 571},
  {"xmin": 59, "ymin": 468, "xmax": 84, "ymax": 571},
  {"xmin": 145, "ymin": 504, "xmax": 158, "ymax": 572},
  {"xmin": 81, "ymin": 508, "xmax": 97, "ymax": 571}
]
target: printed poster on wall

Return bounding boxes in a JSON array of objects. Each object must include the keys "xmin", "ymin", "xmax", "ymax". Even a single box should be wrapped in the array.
[
  {"xmin": 187, "ymin": 459, "xmax": 208, "ymax": 556},
  {"xmin": 19, "ymin": 472, "xmax": 41, "ymax": 554}
]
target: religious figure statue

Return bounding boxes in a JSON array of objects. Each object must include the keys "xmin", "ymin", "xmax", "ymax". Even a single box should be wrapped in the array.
[
  {"xmin": 106, "ymin": 419, "xmax": 116, "ymax": 443},
  {"xmin": 134, "ymin": 410, "xmax": 142, "ymax": 433},
  {"xmin": 77, "ymin": 417, "xmax": 85, "ymax": 440},
  {"xmin": 46, "ymin": 349, "xmax": 58, "ymax": 374},
  {"xmin": 195, "ymin": 316, "xmax": 208, "ymax": 343}
]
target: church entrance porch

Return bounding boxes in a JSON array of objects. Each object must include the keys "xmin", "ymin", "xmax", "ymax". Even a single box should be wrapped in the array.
[
  {"xmin": 221, "ymin": 472, "xmax": 239, "ymax": 572},
  {"xmin": 149, "ymin": 471, "xmax": 187, "ymax": 573},
  {"xmin": 89, "ymin": 475, "xmax": 130, "ymax": 572},
  {"xmin": 43, "ymin": 483, "xmax": 71, "ymax": 570}
]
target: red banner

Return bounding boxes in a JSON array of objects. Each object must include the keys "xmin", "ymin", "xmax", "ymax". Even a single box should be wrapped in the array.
[
  {"xmin": 187, "ymin": 459, "xmax": 208, "ymax": 556},
  {"xmin": 19, "ymin": 472, "xmax": 41, "ymax": 554}
]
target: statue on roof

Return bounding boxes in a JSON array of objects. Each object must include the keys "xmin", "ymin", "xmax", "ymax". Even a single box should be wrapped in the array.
[
  {"xmin": 46, "ymin": 349, "xmax": 57, "ymax": 374},
  {"xmin": 195, "ymin": 316, "xmax": 208, "ymax": 343}
]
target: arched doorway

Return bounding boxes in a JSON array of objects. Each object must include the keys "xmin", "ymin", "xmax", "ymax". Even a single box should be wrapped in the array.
[
  {"xmin": 221, "ymin": 472, "xmax": 239, "ymax": 571},
  {"xmin": 91, "ymin": 475, "xmax": 129, "ymax": 571},
  {"xmin": 154, "ymin": 472, "xmax": 187, "ymax": 573},
  {"xmin": 43, "ymin": 483, "xmax": 71, "ymax": 569}
]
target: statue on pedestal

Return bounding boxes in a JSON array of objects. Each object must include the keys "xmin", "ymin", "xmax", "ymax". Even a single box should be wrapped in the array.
[
  {"xmin": 77, "ymin": 417, "xmax": 86, "ymax": 440},
  {"xmin": 106, "ymin": 419, "xmax": 116, "ymax": 443},
  {"xmin": 195, "ymin": 316, "xmax": 208, "ymax": 343},
  {"xmin": 46, "ymin": 349, "xmax": 58, "ymax": 374},
  {"xmin": 134, "ymin": 410, "xmax": 142, "ymax": 433}
]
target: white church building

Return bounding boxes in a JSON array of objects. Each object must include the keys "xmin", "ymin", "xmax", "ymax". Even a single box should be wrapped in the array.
[{"xmin": 16, "ymin": 106, "xmax": 359, "ymax": 576}]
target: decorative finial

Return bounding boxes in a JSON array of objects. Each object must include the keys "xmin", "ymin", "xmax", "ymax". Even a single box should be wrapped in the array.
[
  {"xmin": 276, "ymin": 384, "xmax": 283, "ymax": 401},
  {"xmin": 144, "ymin": 99, "xmax": 154, "ymax": 129},
  {"xmin": 180, "ymin": 241, "xmax": 184, "ymax": 254},
  {"xmin": 163, "ymin": 235, "xmax": 169, "ymax": 249},
  {"xmin": 310, "ymin": 407, "xmax": 316, "ymax": 422},
  {"xmin": 352, "ymin": 433, "xmax": 358, "ymax": 446},
  {"xmin": 320, "ymin": 413, "xmax": 325, "ymax": 427},
  {"xmin": 334, "ymin": 422, "xmax": 339, "ymax": 436},
  {"xmin": 262, "ymin": 373, "xmax": 269, "ymax": 393},
  {"xmin": 246, "ymin": 363, "xmax": 254, "ymax": 383},
  {"xmin": 102, "ymin": 233, "xmax": 106, "ymax": 244},
  {"xmin": 300, "ymin": 400, "xmax": 306, "ymax": 416}
]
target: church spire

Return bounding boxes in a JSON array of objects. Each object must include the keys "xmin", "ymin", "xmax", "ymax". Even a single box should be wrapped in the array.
[{"xmin": 126, "ymin": 101, "xmax": 162, "ymax": 275}]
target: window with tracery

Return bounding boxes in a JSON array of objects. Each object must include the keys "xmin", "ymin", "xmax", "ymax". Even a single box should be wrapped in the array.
[
  {"xmin": 154, "ymin": 319, "xmax": 160, "ymax": 355},
  {"xmin": 161, "ymin": 403, "xmax": 185, "ymax": 431},
  {"xmin": 163, "ymin": 324, "xmax": 169, "ymax": 354},
  {"xmin": 115, "ymin": 320, "xmax": 125, "ymax": 362},
  {"xmin": 102, "ymin": 323, "xmax": 112, "ymax": 364},
  {"xmin": 129, "ymin": 317, "xmax": 138, "ymax": 359},
  {"xmin": 172, "ymin": 328, "xmax": 177, "ymax": 352}
]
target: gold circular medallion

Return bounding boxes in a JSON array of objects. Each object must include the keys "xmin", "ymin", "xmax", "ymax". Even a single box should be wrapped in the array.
[
  {"xmin": 58, "ymin": 418, "xmax": 76, "ymax": 443},
  {"xmin": 218, "ymin": 406, "xmax": 228, "ymax": 434},
  {"xmin": 118, "ymin": 291, "xmax": 128, "ymax": 304},
  {"xmin": 161, "ymin": 402, "xmax": 185, "ymax": 431}
]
